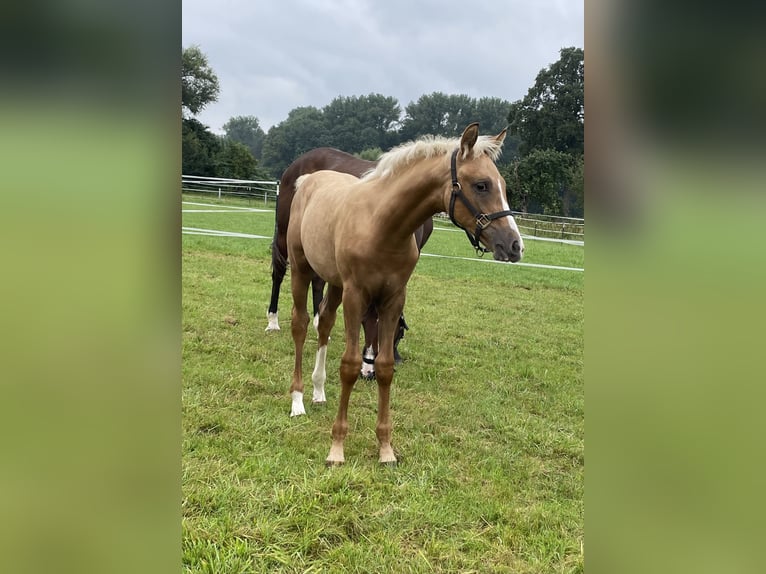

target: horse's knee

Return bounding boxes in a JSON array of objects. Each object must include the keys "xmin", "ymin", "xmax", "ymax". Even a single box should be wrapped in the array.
[
  {"xmin": 292, "ymin": 305, "xmax": 309, "ymax": 322},
  {"xmin": 374, "ymin": 357, "xmax": 395, "ymax": 383},
  {"xmin": 340, "ymin": 356, "xmax": 361, "ymax": 382}
]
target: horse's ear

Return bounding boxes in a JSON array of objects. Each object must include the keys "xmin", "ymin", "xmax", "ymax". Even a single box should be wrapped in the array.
[
  {"xmin": 494, "ymin": 127, "xmax": 508, "ymax": 146},
  {"xmin": 460, "ymin": 122, "xmax": 480, "ymax": 158}
]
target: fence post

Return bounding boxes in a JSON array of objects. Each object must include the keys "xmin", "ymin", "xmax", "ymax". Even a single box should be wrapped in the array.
[{"xmin": 218, "ymin": 187, "xmax": 221, "ymax": 200}]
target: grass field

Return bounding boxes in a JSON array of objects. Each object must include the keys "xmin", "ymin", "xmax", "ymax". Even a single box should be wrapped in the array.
[{"xmin": 182, "ymin": 195, "xmax": 584, "ymax": 573}]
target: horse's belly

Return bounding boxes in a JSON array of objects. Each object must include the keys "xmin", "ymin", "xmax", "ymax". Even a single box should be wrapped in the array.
[{"xmin": 300, "ymin": 220, "xmax": 342, "ymax": 286}]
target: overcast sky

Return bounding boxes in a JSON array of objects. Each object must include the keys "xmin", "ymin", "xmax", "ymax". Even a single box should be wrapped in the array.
[{"xmin": 182, "ymin": 0, "xmax": 583, "ymax": 133}]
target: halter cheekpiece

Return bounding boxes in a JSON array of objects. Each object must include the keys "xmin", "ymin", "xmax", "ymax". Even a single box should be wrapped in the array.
[{"xmin": 447, "ymin": 148, "xmax": 513, "ymax": 256}]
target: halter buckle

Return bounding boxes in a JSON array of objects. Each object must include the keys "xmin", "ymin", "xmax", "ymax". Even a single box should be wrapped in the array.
[{"xmin": 476, "ymin": 213, "xmax": 492, "ymax": 229}]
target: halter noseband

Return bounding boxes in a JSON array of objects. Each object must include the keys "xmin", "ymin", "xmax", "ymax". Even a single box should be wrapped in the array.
[{"xmin": 448, "ymin": 148, "xmax": 513, "ymax": 256}]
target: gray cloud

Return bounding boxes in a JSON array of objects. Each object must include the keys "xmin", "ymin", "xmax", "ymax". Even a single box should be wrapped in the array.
[{"xmin": 182, "ymin": 0, "xmax": 583, "ymax": 132}]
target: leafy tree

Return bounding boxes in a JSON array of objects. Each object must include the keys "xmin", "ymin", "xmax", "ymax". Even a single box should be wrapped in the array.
[
  {"xmin": 257, "ymin": 91, "xmax": 513, "ymax": 179},
  {"xmin": 357, "ymin": 148, "xmax": 383, "ymax": 161},
  {"xmin": 512, "ymin": 148, "xmax": 577, "ymax": 215},
  {"xmin": 182, "ymin": 118, "xmax": 221, "ymax": 176},
  {"xmin": 499, "ymin": 163, "xmax": 525, "ymax": 212},
  {"xmin": 474, "ymin": 97, "xmax": 520, "ymax": 161},
  {"xmin": 182, "ymin": 45, "xmax": 220, "ymax": 117},
  {"xmin": 508, "ymin": 47, "xmax": 584, "ymax": 157},
  {"xmin": 260, "ymin": 106, "xmax": 329, "ymax": 177},
  {"xmin": 399, "ymin": 92, "xmax": 478, "ymax": 140},
  {"xmin": 473, "ymin": 97, "xmax": 512, "ymax": 136},
  {"xmin": 214, "ymin": 140, "xmax": 259, "ymax": 180},
  {"xmin": 567, "ymin": 155, "xmax": 584, "ymax": 217},
  {"xmin": 223, "ymin": 115, "xmax": 266, "ymax": 160},
  {"xmin": 322, "ymin": 94, "xmax": 401, "ymax": 152}
]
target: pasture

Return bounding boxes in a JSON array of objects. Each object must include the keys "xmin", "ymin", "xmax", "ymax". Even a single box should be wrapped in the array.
[{"xmin": 182, "ymin": 195, "xmax": 584, "ymax": 573}]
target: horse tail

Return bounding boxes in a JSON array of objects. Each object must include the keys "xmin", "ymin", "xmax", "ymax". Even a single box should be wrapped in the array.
[
  {"xmin": 270, "ymin": 179, "xmax": 290, "ymax": 277},
  {"xmin": 271, "ymin": 239, "xmax": 288, "ymax": 275},
  {"xmin": 269, "ymin": 183, "xmax": 281, "ymax": 270}
]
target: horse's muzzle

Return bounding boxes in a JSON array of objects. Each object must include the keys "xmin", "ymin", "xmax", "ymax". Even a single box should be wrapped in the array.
[{"xmin": 493, "ymin": 240, "xmax": 523, "ymax": 263}]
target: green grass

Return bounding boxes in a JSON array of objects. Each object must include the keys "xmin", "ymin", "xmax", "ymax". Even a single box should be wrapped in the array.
[{"xmin": 182, "ymin": 195, "xmax": 583, "ymax": 573}]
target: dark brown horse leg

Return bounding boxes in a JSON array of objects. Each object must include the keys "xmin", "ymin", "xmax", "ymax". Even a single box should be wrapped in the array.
[
  {"xmin": 289, "ymin": 269, "xmax": 311, "ymax": 417},
  {"xmin": 360, "ymin": 304, "xmax": 378, "ymax": 380},
  {"xmin": 393, "ymin": 314, "xmax": 409, "ymax": 364},
  {"xmin": 374, "ymin": 292, "xmax": 406, "ymax": 465},
  {"xmin": 310, "ymin": 277, "xmax": 325, "ymax": 331},
  {"xmin": 266, "ymin": 243, "xmax": 288, "ymax": 331},
  {"xmin": 327, "ymin": 287, "xmax": 365, "ymax": 465},
  {"xmin": 311, "ymin": 284, "xmax": 342, "ymax": 405}
]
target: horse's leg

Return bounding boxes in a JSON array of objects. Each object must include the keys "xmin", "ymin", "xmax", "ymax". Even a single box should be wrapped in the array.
[
  {"xmin": 374, "ymin": 291, "xmax": 407, "ymax": 465},
  {"xmin": 360, "ymin": 304, "xmax": 378, "ymax": 380},
  {"xmin": 327, "ymin": 287, "xmax": 365, "ymax": 465},
  {"xmin": 266, "ymin": 241, "xmax": 288, "ymax": 331},
  {"xmin": 311, "ymin": 277, "xmax": 325, "ymax": 331},
  {"xmin": 289, "ymin": 269, "xmax": 312, "ymax": 417},
  {"xmin": 311, "ymin": 284, "xmax": 342, "ymax": 405},
  {"xmin": 393, "ymin": 313, "xmax": 409, "ymax": 364}
]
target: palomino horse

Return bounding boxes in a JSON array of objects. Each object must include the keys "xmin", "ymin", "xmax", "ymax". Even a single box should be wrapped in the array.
[
  {"xmin": 287, "ymin": 123, "xmax": 524, "ymax": 465},
  {"xmin": 267, "ymin": 147, "xmax": 433, "ymax": 375}
]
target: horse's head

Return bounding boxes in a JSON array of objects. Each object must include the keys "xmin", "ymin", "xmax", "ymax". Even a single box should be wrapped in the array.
[{"xmin": 447, "ymin": 123, "xmax": 524, "ymax": 263}]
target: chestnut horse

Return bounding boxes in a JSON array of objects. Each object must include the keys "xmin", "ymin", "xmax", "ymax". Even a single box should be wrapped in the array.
[
  {"xmin": 267, "ymin": 147, "xmax": 433, "ymax": 376},
  {"xmin": 287, "ymin": 123, "xmax": 524, "ymax": 465}
]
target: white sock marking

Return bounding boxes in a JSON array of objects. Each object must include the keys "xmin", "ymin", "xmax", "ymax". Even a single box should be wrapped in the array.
[
  {"xmin": 290, "ymin": 391, "xmax": 306, "ymax": 417},
  {"xmin": 312, "ymin": 345, "xmax": 327, "ymax": 403},
  {"xmin": 360, "ymin": 345, "xmax": 375, "ymax": 378},
  {"xmin": 266, "ymin": 312, "xmax": 280, "ymax": 331}
]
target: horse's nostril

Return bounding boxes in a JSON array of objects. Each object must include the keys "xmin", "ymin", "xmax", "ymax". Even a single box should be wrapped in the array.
[{"xmin": 512, "ymin": 240, "xmax": 520, "ymax": 254}]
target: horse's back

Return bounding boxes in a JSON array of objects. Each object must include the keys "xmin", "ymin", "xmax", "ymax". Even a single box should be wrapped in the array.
[
  {"xmin": 276, "ymin": 150, "xmax": 374, "ymax": 254},
  {"xmin": 279, "ymin": 149, "xmax": 373, "ymax": 215},
  {"xmin": 295, "ymin": 167, "xmax": 358, "ymax": 198},
  {"xmin": 293, "ymin": 170, "xmax": 360, "ymax": 238}
]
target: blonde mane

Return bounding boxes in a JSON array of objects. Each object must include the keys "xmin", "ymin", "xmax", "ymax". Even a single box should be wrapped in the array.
[{"xmin": 362, "ymin": 134, "xmax": 504, "ymax": 181}]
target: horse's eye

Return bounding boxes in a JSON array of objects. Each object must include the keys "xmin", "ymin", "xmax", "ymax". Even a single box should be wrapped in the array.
[{"xmin": 474, "ymin": 181, "xmax": 489, "ymax": 193}]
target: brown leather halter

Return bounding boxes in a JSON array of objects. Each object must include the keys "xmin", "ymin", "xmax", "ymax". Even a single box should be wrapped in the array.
[{"xmin": 447, "ymin": 148, "xmax": 513, "ymax": 256}]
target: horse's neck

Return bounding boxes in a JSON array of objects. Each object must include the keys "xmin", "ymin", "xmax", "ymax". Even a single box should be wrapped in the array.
[{"xmin": 368, "ymin": 161, "xmax": 446, "ymax": 243}]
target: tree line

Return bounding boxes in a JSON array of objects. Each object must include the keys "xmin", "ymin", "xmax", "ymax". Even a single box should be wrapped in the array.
[{"xmin": 182, "ymin": 46, "xmax": 583, "ymax": 216}]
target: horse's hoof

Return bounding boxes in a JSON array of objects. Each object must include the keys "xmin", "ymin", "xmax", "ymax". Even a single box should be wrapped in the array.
[
  {"xmin": 290, "ymin": 391, "xmax": 306, "ymax": 417},
  {"xmin": 266, "ymin": 313, "xmax": 280, "ymax": 331},
  {"xmin": 312, "ymin": 400, "xmax": 326, "ymax": 406},
  {"xmin": 359, "ymin": 371, "xmax": 375, "ymax": 381},
  {"xmin": 379, "ymin": 460, "xmax": 398, "ymax": 468},
  {"xmin": 325, "ymin": 459, "xmax": 344, "ymax": 467}
]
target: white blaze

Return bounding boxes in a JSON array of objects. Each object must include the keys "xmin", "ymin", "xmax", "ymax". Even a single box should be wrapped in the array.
[{"xmin": 499, "ymin": 177, "xmax": 524, "ymax": 252}]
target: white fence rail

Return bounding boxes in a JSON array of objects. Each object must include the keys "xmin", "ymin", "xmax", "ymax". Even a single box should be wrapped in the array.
[
  {"xmin": 512, "ymin": 212, "xmax": 584, "ymax": 242},
  {"xmin": 182, "ymin": 175, "xmax": 279, "ymax": 204},
  {"xmin": 434, "ymin": 210, "xmax": 584, "ymax": 244}
]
